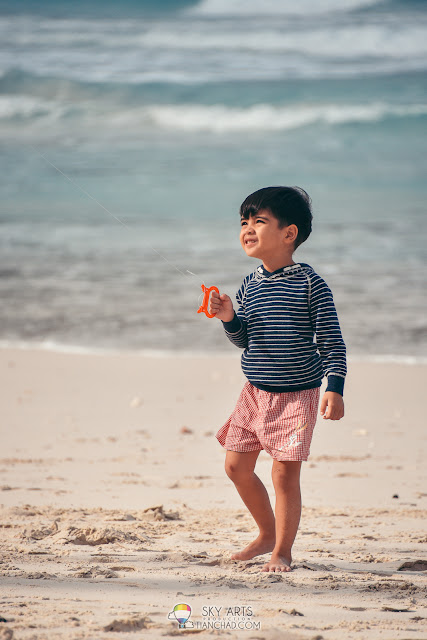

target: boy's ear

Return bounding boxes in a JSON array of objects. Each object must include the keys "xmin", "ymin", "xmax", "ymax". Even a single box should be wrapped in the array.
[{"xmin": 283, "ymin": 224, "xmax": 298, "ymax": 244}]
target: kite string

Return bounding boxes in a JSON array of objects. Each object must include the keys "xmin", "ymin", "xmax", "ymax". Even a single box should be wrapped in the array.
[{"xmin": 31, "ymin": 145, "xmax": 200, "ymax": 283}]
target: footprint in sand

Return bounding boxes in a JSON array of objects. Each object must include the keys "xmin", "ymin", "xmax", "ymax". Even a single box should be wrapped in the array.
[
  {"xmin": 103, "ymin": 616, "xmax": 151, "ymax": 631},
  {"xmin": 398, "ymin": 559, "xmax": 427, "ymax": 572}
]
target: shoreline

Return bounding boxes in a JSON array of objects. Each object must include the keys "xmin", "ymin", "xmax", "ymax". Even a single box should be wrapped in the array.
[{"xmin": 1, "ymin": 341, "xmax": 426, "ymax": 365}]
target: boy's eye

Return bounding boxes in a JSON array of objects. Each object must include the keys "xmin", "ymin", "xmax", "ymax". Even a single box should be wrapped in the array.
[
  {"xmin": 240, "ymin": 220, "xmax": 247, "ymax": 226},
  {"xmin": 256, "ymin": 218, "xmax": 265, "ymax": 224}
]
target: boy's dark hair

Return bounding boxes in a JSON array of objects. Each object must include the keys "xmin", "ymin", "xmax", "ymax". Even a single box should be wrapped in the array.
[{"xmin": 239, "ymin": 186, "xmax": 312, "ymax": 248}]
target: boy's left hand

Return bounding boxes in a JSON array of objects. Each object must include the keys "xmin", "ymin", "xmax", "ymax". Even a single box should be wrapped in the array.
[{"xmin": 320, "ymin": 392, "xmax": 344, "ymax": 420}]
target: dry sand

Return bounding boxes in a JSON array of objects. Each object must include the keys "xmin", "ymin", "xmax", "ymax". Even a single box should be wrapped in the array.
[{"xmin": 0, "ymin": 347, "xmax": 426, "ymax": 639}]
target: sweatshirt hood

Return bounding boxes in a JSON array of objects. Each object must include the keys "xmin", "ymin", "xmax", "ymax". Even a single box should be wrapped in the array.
[{"xmin": 254, "ymin": 262, "xmax": 314, "ymax": 281}]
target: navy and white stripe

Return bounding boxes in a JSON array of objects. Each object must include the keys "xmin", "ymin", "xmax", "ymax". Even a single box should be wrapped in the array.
[{"xmin": 222, "ymin": 263, "xmax": 347, "ymax": 395}]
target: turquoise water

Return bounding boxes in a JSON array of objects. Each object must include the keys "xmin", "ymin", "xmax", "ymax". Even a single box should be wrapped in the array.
[{"xmin": 0, "ymin": 0, "xmax": 426, "ymax": 356}]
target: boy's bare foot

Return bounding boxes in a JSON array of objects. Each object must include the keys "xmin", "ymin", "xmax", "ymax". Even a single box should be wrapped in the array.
[
  {"xmin": 231, "ymin": 534, "xmax": 275, "ymax": 561},
  {"xmin": 261, "ymin": 552, "xmax": 292, "ymax": 572}
]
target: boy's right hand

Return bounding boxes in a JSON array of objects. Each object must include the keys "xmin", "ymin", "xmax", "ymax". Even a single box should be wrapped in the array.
[{"xmin": 209, "ymin": 290, "xmax": 235, "ymax": 322}]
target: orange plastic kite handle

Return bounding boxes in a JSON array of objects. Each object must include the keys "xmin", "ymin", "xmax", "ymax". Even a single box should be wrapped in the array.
[{"xmin": 197, "ymin": 284, "xmax": 219, "ymax": 318}]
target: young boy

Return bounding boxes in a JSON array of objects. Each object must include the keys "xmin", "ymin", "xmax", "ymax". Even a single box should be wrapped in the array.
[{"xmin": 209, "ymin": 186, "xmax": 346, "ymax": 573}]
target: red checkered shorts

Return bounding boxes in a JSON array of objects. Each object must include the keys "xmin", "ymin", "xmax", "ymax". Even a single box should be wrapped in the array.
[{"xmin": 216, "ymin": 382, "xmax": 320, "ymax": 462}]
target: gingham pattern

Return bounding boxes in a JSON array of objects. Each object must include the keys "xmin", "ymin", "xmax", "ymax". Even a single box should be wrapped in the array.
[{"xmin": 216, "ymin": 382, "xmax": 320, "ymax": 462}]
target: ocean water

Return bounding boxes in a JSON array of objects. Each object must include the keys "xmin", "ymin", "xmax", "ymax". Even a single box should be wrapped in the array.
[{"xmin": 1, "ymin": 0, "xmax": 426, "ymax": 357}]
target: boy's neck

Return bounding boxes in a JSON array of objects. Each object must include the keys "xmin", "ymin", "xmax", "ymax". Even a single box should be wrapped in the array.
[{"xmin": 262, "ymin": 256, "xmax": 296, "ymax": 274}]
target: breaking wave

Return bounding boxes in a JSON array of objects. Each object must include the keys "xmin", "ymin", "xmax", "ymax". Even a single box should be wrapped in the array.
[
  {"xmin": 2, "ymin": 96, "xmax": 426, "ymax": 135},
  {"xmin": 188, "ymin": 0, "xmax": 380, "ymax": 16}
]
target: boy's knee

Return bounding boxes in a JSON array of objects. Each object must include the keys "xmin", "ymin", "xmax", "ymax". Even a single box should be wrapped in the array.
[
  {"xmin": 225, "ymin": 460, "xmax": 251, "ymax": 481},
  {"xmin": 224, "ymin": 460, "xmax": 239, "ymax": 480}
]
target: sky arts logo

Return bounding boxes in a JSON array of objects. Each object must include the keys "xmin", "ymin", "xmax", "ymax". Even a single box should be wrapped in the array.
[
  {"xmin": 197, "ymin": 605, "xmax": 261, "ymax": 630},
  {"xmin": 168, "ymin": 603, "xmax": 261, "ymax": 631}
]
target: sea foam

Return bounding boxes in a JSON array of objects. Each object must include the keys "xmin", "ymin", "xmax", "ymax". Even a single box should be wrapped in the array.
[
  {"xmin": 188, "ymin": 0, "xmax": 379, "ymax": 17},
  {"xmin": 1, "ymin": 98, "xmax": 426, "ymax": 135}
]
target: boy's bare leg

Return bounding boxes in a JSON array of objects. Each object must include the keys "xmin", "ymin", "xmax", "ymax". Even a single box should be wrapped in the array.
[
  {"xmin": 262, "ymin": 460, "xmax": 302, "ymax": 572},
  {"xmin": 225, "ymin": 450, "xmax": 276, "ymax": 560}
]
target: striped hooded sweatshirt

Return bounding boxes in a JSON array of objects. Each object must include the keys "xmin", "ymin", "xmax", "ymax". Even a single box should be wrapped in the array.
[{"xmin": 222, "ymin": 262, "xmax": 347, "ymax": 395}]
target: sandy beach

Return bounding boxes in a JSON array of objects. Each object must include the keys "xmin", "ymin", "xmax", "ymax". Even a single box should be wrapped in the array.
[{"xmin": 0, "ymin": 347, "xmax": 426, "ymax": 639}]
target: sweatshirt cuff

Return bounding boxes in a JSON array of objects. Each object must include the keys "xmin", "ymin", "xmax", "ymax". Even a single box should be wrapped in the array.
[
  {"xmin": 326, "ymin": 374, "xmax": 345, "ymax": 396},
  {"xmin": 222, "ymin": 312, "xmax": 242, "ymax": 333}
]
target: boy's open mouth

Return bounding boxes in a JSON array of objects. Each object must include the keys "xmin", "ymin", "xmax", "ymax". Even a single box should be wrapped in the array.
[{"xmin": 245, "ymin": 238, "xmax": 257, "ymax": 245}]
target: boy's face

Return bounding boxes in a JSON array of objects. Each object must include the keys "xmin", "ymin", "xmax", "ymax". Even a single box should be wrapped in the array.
[{"xmin": 240, "ymin": 209, "xmax": 296, "ymax": 265}]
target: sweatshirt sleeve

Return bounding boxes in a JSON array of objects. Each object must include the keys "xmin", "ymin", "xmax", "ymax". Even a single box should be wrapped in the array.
[
  {"xmin": 222, "ymin": 279, "xmax": 248, "ymax": 349},
  {"xmin": 309, "ymin": 274, "xmax": 347, "ymax": 395}
]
